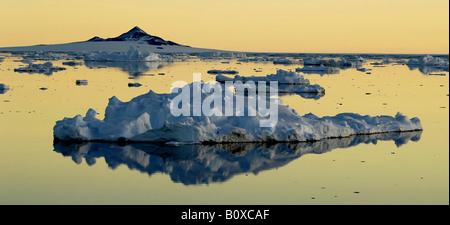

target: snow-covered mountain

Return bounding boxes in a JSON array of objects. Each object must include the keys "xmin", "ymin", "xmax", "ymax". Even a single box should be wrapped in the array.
[
  {"xmin": 86, "ymin": 26, "xmax": 188, "ymax": 46},
  {"xmin": 0, "ymin": 26, "xmax": 226, "ymax": 53}
]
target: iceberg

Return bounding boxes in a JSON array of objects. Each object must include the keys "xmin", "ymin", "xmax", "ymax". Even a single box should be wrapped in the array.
[
  {"xmin": 54, "ymin": 81, "xmax": 422, "ymax": 144},
  {"xmin": 54, "ymin": 131, "xmax": 422, "ymax": 185},
  {"xmin": 14, "ymin": 62, "xmax": 66, "ymax": 75}
]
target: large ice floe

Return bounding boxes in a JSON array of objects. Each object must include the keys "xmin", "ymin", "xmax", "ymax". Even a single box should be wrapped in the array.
[
  {"xmin": 54, "ymin": 70, "xmax": 422, "ymax": 143},
  {"xmin": 54, "ymin": 131, "xmax": 422, "ymax": 185}
]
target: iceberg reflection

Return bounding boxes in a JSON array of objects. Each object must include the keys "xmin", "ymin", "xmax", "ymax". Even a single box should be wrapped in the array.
[{"xmin": 54, "ymin": 131, "xmax": 422, "ymax": 185}]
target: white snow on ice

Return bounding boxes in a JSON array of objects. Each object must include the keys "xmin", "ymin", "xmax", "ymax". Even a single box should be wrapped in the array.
[{"xmin": 53, "ymin": 81, "xmax": 422, "ymax": 144}]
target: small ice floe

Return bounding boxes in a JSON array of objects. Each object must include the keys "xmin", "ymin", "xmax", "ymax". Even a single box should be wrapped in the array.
[
  {"xmin": 128, "ymin": 82, "xmax": 142, "ymax": 87},
  {"xmin": 199, "ymin": 51, "xmax": 247, "ymax": 59},
  {"xmin": 53, "ymin": 130, "xmax": 422, "ymax": 185},
  {"xmin": 63, "ymin": 61, "xmax": 83, "ymax": 66},
  {"xmin": 54, "ymin": 81, "xmax": 422, "ymax": 143},
  {"xmin": 407, "ymin": 55, "xmax": 449, "ymax": 75},
  {"xmin": 290, "ymin": 84, "xmax": 325, "ymax": 93},
  {"xmin": 428, "ymin": 73, "xmax": 446, "ymax": 76},
  {"xmin": 216, "ymin": 69, "xmax": 310, "ymax": 85},
  {"xmin": 76, "ymin": 80, "xmax": 88, "ymax": 86},
  {"xmin": 296, "ymin": 65, "xmax": 340, "ymax": 75},
  {"xmin": 272, "ymin": 58, "xmax": 300, "ymax": 65},
  {"xmin": 0, "ymin": 84, "xmax": 10, "ymax": 94},
  {"xmin": 237, "ymin": 56, "xmax": 270, "ymax": 62},
  {"xmin": 14, "ymin": 62, "xmax": 66, "ymax": 75},
  {"xmin": 14, "ymin": 52, "xmax": 68, "ymax": 61},
  {"xmin": 84, "ymin": 47, "xmax": 169, "ymax": 62},
  {"xmin": 357, "ymin": 68, "xmax": 372, "ymax": 72},
  {"xmin": 207, "ymin": 70, "xmax": 239, "ymax": 75},
  {"xmin": 303, "ymin": 56, "xmax": 365, "ymax": 69}
]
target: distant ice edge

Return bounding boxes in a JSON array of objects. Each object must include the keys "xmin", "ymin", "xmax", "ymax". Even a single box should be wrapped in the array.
[{"xmin": 53, "ymin": 86, "xmax": 423, "ymax": 144}]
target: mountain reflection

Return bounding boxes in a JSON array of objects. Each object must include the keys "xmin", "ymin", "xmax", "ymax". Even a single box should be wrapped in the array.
[
  {"xmin": 84, "ymin": 60, "xmax": 171, "ymax": 76},
  {"xmin": 54, "ymin": 131, "xmax": 421, "ymax": 185}
]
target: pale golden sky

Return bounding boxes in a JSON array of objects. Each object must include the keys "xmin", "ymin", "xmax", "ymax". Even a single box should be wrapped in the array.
[{"xmin": 0, "ymin": 0, "xmax": 448, "ymax": 54}]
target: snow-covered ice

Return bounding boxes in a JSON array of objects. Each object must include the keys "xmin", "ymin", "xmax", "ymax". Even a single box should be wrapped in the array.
[{"xmin": 53, "ymin": 81, "xmax": 422, "ymax": 144}]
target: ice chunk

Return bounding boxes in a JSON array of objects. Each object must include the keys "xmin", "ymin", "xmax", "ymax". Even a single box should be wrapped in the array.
[
  {"xmin": 207, "ymin": 70, "xmax": 239, "ymax": 75},
  {"xmin": 128, "ymin": 82, "xmax": 142, "ymax": 87},
  {"xmin": 76, "ymin": 80, "xmax": 88, "ymax": 86},
  {"xmin": 0, "ymin": 83, "xmax": 10, "ymax": 94}
]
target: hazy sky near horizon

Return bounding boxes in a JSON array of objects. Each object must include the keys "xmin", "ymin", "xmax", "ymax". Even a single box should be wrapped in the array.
[{"xmin": 0, "ymin": 0, "xmax": 448, "ymax": 54}]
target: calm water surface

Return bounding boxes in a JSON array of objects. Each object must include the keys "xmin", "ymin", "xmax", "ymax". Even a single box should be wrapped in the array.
[{"xmin": 0, "ymin": 53, "xmax": 448, "ymax": 204}]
